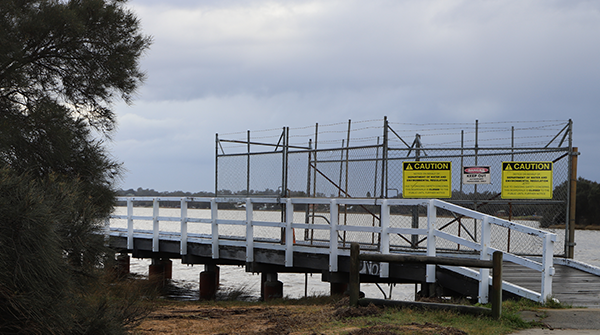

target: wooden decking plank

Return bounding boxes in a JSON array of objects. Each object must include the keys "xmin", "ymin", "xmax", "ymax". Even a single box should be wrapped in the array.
[{"xmin": 500, "ymin": 263, "xmax": 600, "ymax": 307}]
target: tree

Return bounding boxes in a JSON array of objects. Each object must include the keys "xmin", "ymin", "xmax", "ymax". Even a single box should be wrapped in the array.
[
  {"xmin": 0, "ymin": 0, "xmax": 151, "ymax": 333},
  {"xmin": 540, "ymin": 177, "xmax": 600, "ymax": 227},
  {"xmin": 571, "ymin": 178, "xmax": 600, "ymax": 226},
  {"xmin": 0, "ymin": 0, "xmax": 151, "ymax": 132}
]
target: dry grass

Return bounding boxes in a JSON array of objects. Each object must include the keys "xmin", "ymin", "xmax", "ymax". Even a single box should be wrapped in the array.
[
  {"xmin": 131, "ymin": 303, "xmax": 333, "ymax": 334},
  {"xmin": 129, "ymin": 299, "xmax": 503, "ymax": 335}
]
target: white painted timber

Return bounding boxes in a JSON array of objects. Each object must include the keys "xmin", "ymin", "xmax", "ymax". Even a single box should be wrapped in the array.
[{"xmin": 110, "ymin": 196, "xmax": 558, "ymax": 303}]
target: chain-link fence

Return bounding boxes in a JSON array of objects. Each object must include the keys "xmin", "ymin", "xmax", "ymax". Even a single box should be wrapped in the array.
[{"xmin": 215, "ymin": 119, "xmax": 576, "ymax": 257}]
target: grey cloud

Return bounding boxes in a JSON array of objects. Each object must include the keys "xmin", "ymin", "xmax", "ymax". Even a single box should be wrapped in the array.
[{"xmin": 115, "ymin": 0, "xmax": 600, "ymax": 190}]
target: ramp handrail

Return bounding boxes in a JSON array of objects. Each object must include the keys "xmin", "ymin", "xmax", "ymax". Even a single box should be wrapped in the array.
[{"xmin": 108, "ymin": 196, "xmax": 556, "ymax": 303}]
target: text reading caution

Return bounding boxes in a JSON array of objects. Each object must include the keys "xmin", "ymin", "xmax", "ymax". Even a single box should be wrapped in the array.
[
  {"xmin": 501, "ymin": 161, "xmax": 553, "ymax": 199},
  {"xmin": 403, "ymin": 161, "xmax": 452, "ymax": 198}
]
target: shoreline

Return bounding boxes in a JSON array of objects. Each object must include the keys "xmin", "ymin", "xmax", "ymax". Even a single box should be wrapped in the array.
[{"xmin": 546, "ymin": 224, "xmax": 600, "ymax": 230}]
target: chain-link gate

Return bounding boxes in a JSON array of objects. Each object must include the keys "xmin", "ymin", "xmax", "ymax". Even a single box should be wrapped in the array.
[{"xmin": 215, "ymin": 119, "xmax": 576, "ymax": 258}]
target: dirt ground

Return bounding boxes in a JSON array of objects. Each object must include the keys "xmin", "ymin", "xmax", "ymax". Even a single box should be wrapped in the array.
[{"xmin": 130, "ymin": 303, "xmax": 468, "ymax": 335}]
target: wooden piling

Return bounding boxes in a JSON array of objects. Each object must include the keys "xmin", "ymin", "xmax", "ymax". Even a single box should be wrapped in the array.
[
  {"xmin": 199, "ymin": 264, "xmax": 219, "ymax": 300},
  {"xmin": 350, "ymin": 243, "xmax": 360, "ymax": 307},
  {"xmin": 115, "ymin": 253, "xmax": 130, "ymax": 278},
  {"xmin": 263, "ymin": 273, "xmax": 283, "ymax": 301},
  {"xmin": 330, "ymin": 282, "xmax": 348, "ymax": 296},
  {"xmin": 149, "ymin": 258, "xmax": 166, "ymax": 287},
  {"xmin": 161, "ymin": 259, "xmax": 172, "ymax": 280},
  {"xmin": 491, "ymin": 251, "xmax": 503, "ymax": 319}
]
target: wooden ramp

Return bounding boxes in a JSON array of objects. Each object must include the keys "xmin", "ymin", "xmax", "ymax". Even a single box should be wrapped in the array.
[{"xmin": 503, "ymin": 263, "xmax": 600, "ymax": 307}]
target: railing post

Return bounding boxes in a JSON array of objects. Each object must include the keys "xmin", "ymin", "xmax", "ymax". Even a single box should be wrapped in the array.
[
  {"xmin": 211, "ymin": 198, "xmax": 219, "ymax": 259},
  {"xmin": 541, "ymin": 234, "xmax": 554, "ymax": 303},
  {"xmin": 426, "ymin": 199, "xmax": 437, "ymax": 284},
  {"xmin": 285, "ymin": 198, "xmax": 294, "ymax": 267},
  {"xmin": 491, "ymin": 251, "xmax": 503, "ymax": 319},
  {"xmin": 380, "ymin": 199, "xmax": 390, "ymax": 278},
  {"xmin": 180, "ymin": 198, "xmax": 188, "ymax": 255},
  {"xmin": 479, "ymin": 216, "xmax": 491, "ymax": 304},
  {"xmin": 330, "ymin": 199, "xmax": 338, "ymax": 272},
  {"xmin": 152, "ymin": 198, "xmax": 159, "ymax": 252},
  {"xmin": 350, "ymin": 242, "xmax": 360, "ymax": 307},
  {"xmin": 246, "ymin": 198, "xmax": 254, "ymax": 263},
  {"xmin": 127, "ymin": 198, "xmax": 133, "ymax": 250}
]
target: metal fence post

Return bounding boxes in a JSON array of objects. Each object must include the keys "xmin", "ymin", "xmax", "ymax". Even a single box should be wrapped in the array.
[
  {"xmin": 381, "ymin": 116, "xmax": 388, "ymax": 198},
  {"xmin": 215, "ymin": 133, "xmax": 219, "ymax": 197},
  {"xmin": 567, "ymin": 146, "xmax": 578, "ymax": 258}
]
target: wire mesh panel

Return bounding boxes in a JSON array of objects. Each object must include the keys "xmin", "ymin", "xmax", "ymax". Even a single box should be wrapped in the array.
[
  {"xmin": 216, "ymin": 155, "xmax": 247, "ymax": 196},
  {"xmin": 287, "ymin": 151, "xmax": 310, "ymax": 196},
  {"xmin": 249, "ymin": 153, "xmax": 283, "ymax": 196}
]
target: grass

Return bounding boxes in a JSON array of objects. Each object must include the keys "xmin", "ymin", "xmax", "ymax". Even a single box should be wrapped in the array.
[
  {"xmin": 332, "ymin": 307, "xmax": 517, "ymax": 335},
  {"xmin": 132, "ymin": 292, "xmax": 570, "ymax": 335}
]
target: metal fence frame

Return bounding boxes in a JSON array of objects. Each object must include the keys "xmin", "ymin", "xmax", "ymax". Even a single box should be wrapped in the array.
[{"xmin": 215, "ymin": 118, "xmax": 576, "ymax": 258}]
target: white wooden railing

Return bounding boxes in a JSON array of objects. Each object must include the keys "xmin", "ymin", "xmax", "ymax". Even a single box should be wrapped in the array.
[{"xmin": 107, "ymin": 196, "xmax": 556, "ymax": 303}]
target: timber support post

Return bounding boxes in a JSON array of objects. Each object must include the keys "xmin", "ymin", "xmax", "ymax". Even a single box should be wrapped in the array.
[
  {"xmin": 350, "ymin": 243, "xmax": 360, "ymax": 307},
  {"xmin": 491, "ymin": 251, "xmax": 503, "ymax": 319},
  {"xmin": 115, "ymin": 253, "xmax": 130, "ymax": 278},
  {"xmin": 567, "ymin": 147, "xmax": 578, "ymax": 258},
  {"xmin": 199, "ymin": 264, "xmax": 219, "ymax": 300},
  {"xmin": 262, "ymin": 272, "xmax": 283, "ymax": 301},
  {"xmin": 330, "ymin": 282, "xmax": 349, "ymax": 296},
  {"xmin": 149, "ymin": 258, "xmax": 166, "ymax": 287}
]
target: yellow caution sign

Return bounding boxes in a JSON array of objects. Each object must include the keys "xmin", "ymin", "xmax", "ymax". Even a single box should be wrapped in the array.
[
  {"xmin": 501, "ymin": 162, "xmax": 553, "ymax": 199},
  {"xmin": 403, "ymin": 161, "xmax": 452, "ymax": 198}
]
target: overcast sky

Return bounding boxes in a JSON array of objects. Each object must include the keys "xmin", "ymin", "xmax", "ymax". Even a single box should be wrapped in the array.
[{"xmin": 112, "ymin": 0, "xmax": 600, "ymax": 192}]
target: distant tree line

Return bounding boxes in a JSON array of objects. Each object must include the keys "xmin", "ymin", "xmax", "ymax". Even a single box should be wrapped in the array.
[
  {"xmin": 116, "ymin": 187, "xmax": 320, "ymax": 209},
  {"xmin": 539, "ymin": 178, "xmax": 600, "ymax": 227}
]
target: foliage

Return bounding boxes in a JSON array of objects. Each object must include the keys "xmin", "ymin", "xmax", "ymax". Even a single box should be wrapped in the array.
[
  {"xmin": 0, "ymin": 170, "xmax": 75, "ymax": 333},
  {"xmin": 0, "ymin": 169, "xmax": 155, "ymax": 334},
  {"xmin": 0, "ymin": 0, "xmax": 151, "ymax": 333},
  {"xmin": 541, "ymin": 177, "xmax": 600, "ymax": 227},
  {"xmin": 0, "ymin": 0, "xmax": 151, "ymax": 132},
  {"xmin": 571, "ymin": 178, "xmax": 600, "ymax": 226}
]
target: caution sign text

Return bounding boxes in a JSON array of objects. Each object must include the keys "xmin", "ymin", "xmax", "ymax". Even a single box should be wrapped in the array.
[
  {"xmin": 501, "ymin": 162, "xmax": 553, "ymax": 199},
  {"xmin": 403, "ymin": 161, "xmax": 452, "ymax": 198}
]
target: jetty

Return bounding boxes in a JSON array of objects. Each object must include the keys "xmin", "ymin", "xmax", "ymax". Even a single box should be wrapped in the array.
[{"xmin": 106, "ymin": 196, "xmax": 600, "ymax": 306}]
